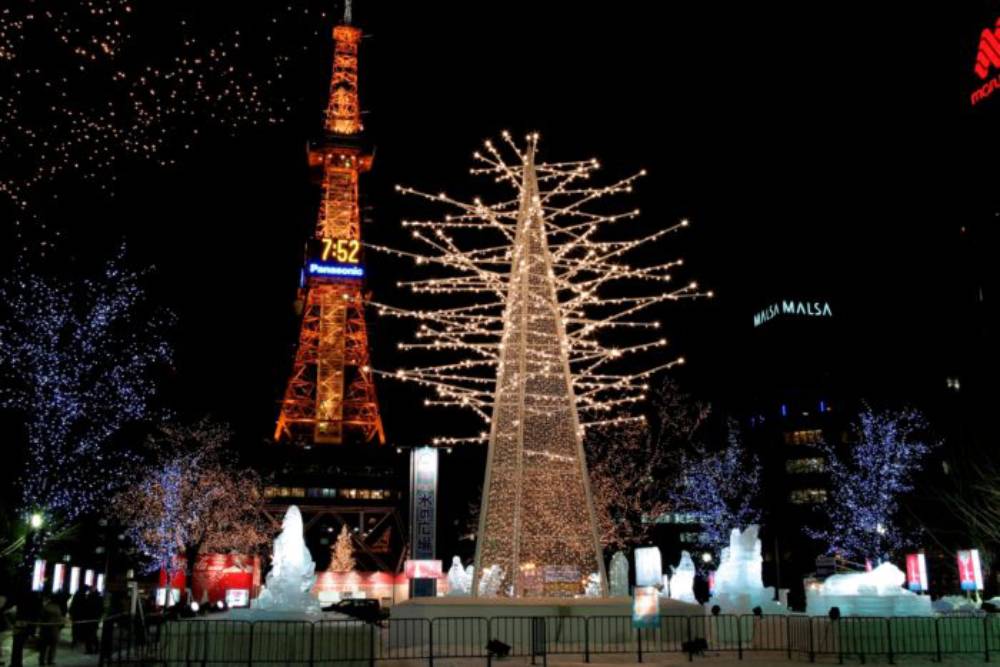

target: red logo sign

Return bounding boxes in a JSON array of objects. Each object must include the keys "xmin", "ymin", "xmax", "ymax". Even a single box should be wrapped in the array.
[{"xmin": 972, "ymin": 18, "xmax": 1000, "ymax": 105}]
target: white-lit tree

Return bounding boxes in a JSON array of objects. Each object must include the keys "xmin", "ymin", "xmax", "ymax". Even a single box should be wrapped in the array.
[
  {"xmin": 808, "ymin": 406, "xmax": 937, "ymax": 562},
  {"xmin": 372, "ymin": 133, "xmax": 709, "ymax": 596}
]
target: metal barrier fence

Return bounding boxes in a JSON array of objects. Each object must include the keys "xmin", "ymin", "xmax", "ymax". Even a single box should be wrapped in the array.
[{"xmin": 98, "ymin": 612, "xmax": 1000, "ymax": 666}]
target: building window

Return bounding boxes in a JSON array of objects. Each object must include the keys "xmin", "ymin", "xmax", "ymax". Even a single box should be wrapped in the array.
[
  {"xmin": 642, "ymin": 511, "xmax": 700, "ymax": 525},
  {"xmin": 786, "ymin": 458, "xmax": 826, "ymax": 474},
  {"xmin": 789, "ymin": 489, "xmax": 827, "ymax": 504},
  {"xmin": 946, "ymin": 377, "xmax": 961, "ymax": 392},
  {"xmin": 784, "ymin": 429, "xmax": 823, "ymax": 446}
]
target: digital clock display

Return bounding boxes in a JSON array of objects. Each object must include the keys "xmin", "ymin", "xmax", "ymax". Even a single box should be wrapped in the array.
[
  {"xmin": 305, "ymin": 238, "xmax": 365, "ymax": 281},
  {"xmin": 319, "ymin": 238, "xmax": 360, "ymax": 264}
]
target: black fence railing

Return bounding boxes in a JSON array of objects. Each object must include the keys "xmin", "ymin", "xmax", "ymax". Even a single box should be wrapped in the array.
[{"xmin": 97, "ymin": 612, "xmax": 1000, "ymax": 666}]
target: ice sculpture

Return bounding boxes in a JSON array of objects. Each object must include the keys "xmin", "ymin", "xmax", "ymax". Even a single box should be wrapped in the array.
[
  {"xmin": 712, "ymin": 526, "xmax": 782, "ymax": 613},
  {"xmin": 669, "ymin": 551, "xmax": 697, "ymax": 603},
  {"xmin": 806, "ymin": 562, "xmax": 932, "ymax": 616},
  {"xmin": 609, "ymin": 552, "xmax": 629, "ymax": 597},
  {"xmin": 478, "ymin": 565, "xmax": 504, "ymax": 597},
  {"xmin": 254, "ymin": 506, "xmax": 320, "ymax": 613},
  {"xmin": 446, "ymin": 556, "xmax": 472, "ymax": 596}
]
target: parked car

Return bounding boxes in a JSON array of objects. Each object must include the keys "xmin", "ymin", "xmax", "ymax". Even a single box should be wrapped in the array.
[{"xmin": 321, "ymin": 598, "xmax": 388, "ymax": 625}]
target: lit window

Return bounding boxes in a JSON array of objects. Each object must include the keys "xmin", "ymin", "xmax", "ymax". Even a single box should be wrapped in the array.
[
  {"xmin": 789, "ymin": 489, "xmax": 827, "ymax": 504},
  {"xmin": 786, "ymin": 458, "xmax": 826, "ymax": 474},
  {"xmin": 784, "ymin": 430, "xmax": 823, "ymax": 446},
  {"xmin": 946, "ymin": 377, "xmax": 961, "ymax": 392}
]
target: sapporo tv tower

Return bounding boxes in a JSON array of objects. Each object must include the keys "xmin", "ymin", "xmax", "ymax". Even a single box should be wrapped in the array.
[{"xmin": 275, "ymin": 1, "xmax": 384, "ymax": 447}]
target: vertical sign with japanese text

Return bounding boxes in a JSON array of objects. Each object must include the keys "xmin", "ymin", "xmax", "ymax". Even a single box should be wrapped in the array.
[
  {"xmin": 410, "ymin": 447, "xmax": 439, "ymax": 597},
  {"xmin": 906, "ymin": 553, "xmax": 928, "ymax": 592},
  {"xmin": 957, "ymin": 549, "xmax": 984, "ymax": 591}
]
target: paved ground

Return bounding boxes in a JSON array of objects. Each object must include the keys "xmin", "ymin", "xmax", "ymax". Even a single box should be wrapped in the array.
[{"xmin": 1, "ymin": 627, "xmax": 99, "ymax": 667}]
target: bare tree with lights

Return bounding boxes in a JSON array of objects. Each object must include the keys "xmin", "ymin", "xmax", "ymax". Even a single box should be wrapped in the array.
[
  {"xmin": 588, "ymin": 379, "xmax": 710, "ymax": 549},
  {"xmin": 0, "ymin": 250, "xmax": 170, "ymax": 553},
  {"xmin": 808, "ymin": 406, "xmax": 937, "ymax": 562},
  {"xmin": 372, "ymin": 132, "xmax": 709, "ymax": 596},
  {"xmin": 113, "ymin": 419, "xmax": 269, "ymax": 592}
]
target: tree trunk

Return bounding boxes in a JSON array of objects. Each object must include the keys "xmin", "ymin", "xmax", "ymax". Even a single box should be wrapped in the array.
[{"xmin": 184, "ymin": 542, "xmax": 202, "ymax": 605}]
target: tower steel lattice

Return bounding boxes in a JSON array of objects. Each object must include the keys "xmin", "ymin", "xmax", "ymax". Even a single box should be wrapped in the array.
[{"xmin": 274, "ymin": 10, "xmax": 384, "ymax": 446}]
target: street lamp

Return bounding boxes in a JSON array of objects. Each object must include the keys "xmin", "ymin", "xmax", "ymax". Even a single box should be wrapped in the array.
[
  {"xmin": 29, "ymin": 512, "xmax": 44, "ymax": 530},
  {"xmin": 701, "ymin": 552, "xmax": 713, "ymax": 564}
]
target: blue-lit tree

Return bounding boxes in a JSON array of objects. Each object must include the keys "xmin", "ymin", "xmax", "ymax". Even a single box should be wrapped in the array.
[
  {"xmin": 808, "ymin": 406, "xmax": 937, "ymax": 562},
  {"xmin": 0, "ymin": 250, "xmax": 171, "ymax": 546},
  {"xmin": 670, "ymin": 420, "xmax": 762, "ymax": 556}
]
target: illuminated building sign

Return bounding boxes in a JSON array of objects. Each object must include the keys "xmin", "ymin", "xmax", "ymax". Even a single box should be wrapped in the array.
[
  {"xmin": 307, "ymin": 262, "xmax": 365, "ymax": 279},
  {"xmin": 409, "ymin": 447, "xmax": 438, "ymax": 597},
  {"xmin": 972, "ymin": 18, "xmax": 1000, "ymax": 106},
  {"xmin": 753, "ymin": 300, "xmax": 833, "ymax": 328},
  {"xmin": 304, "ymin": 238, "xmax": 365, "ymax": 280},
  {"xmin": 226, "ymin": 589, "xmax": 250, "ymax": 608},
  {"xmin": 404, "ymin": 559, "xmax": 443, "ymax": 579}
]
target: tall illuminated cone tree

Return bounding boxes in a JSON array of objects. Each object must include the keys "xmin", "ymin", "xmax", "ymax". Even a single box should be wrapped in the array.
[{"xmin": 372, "ymin": 133, "xmax": 710, "ymax": 597}]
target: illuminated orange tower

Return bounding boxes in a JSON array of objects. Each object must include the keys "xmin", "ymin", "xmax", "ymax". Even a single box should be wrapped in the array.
[{"xmin": 275, "ymin": 5, "xmax": 384, "ymax": 446}]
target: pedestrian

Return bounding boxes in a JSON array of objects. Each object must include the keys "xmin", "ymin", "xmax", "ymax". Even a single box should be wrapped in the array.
[
  {"xmin": 82, "ymin": 588, "xmax": 102, "ymax": 655},
  {"xmin": 0, "ymin": 593, "xmax": 9, "ymax": 667},
  {"xmin": 67, "ymin": 587, "xmax": 87, "ymax": 649},
  {"xmin": 36, "ymin": 595, "xmax": 63, "ymax": 666}
]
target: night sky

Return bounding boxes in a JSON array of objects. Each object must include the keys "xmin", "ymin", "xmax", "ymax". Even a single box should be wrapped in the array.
[{"xmin": 2, "ymin": 1, "xmax": 997, "ymax": 450}]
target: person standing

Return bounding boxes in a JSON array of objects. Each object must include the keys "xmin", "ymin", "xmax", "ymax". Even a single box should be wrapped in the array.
[
  {"xmin": 36, "ymin": 596, "xmax": 63, "ymax": 666},
  {"xmin": 66, "ymin": 587, "xmax": 87, "ymax": 650},
  {"xmin": 82, "ymin": 589, "xmax": 101, "ymax": 655}
]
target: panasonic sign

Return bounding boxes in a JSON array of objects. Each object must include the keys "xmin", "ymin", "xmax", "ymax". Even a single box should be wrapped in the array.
[{"xmin": 753, "ymin": 300, "xmax": 833, "ymax": 328}]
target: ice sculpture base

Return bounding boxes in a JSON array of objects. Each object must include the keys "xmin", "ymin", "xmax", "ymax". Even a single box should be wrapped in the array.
[
  {"xmin": 806, "ymin": 592, "xmax": 933, "ymax": 617},
  {"xmin": 389, "ymin": 597, "xmax": 702, "ymax": 650},
  {"xmin": 393, "ymin": 595, "xmax": 702, "ymax": 619}
]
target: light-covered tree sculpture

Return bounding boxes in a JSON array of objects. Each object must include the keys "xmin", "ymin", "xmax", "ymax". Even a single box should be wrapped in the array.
[
  {"xmin": 329, "ymin": 524, "xmax": 357, "ymax": 573},
  {"xmin": 372, "ymin": 132, "xmax": 709, "ymax": 597},
  {"xmin": 808, "ymin": 406, "xmax": 937, "ymax": 562}
]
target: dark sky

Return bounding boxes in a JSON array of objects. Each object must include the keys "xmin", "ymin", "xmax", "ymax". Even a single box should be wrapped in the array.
[{"xmin": 3, "ymin": 1, "xmax": 997, "ymax": 448}]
